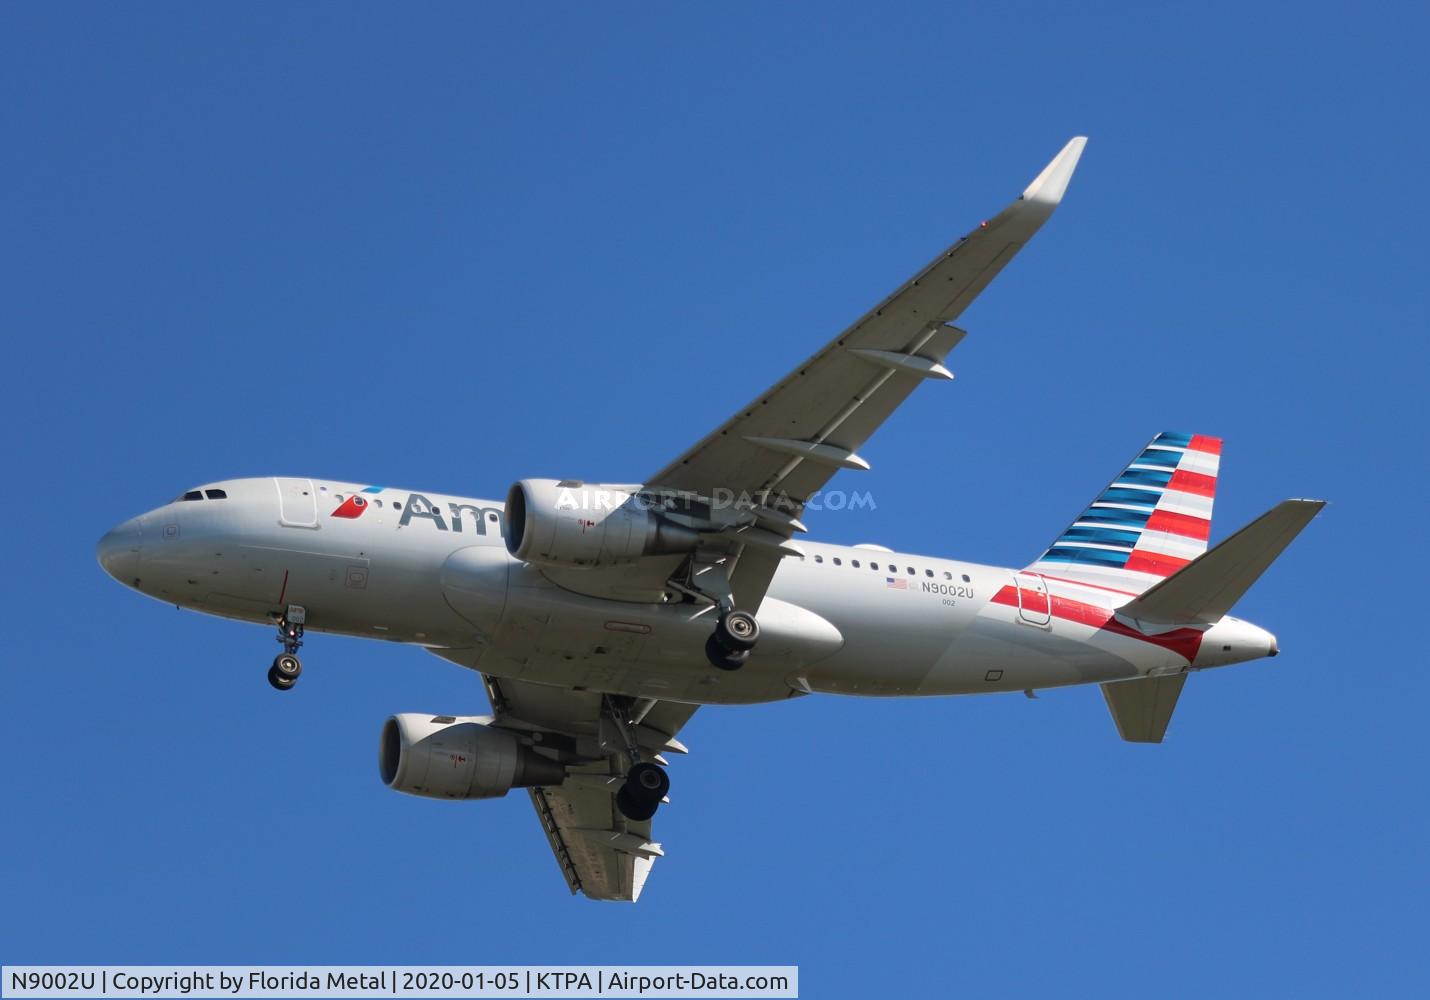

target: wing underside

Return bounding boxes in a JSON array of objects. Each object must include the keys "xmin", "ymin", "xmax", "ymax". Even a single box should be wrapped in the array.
[
  {"xmin": 482, "ymin": 674, "xmax": 697, "ymax": 902},
  {"xmin": 544, "ymin": 138, "xmax": 1089, "ymax": 612}
]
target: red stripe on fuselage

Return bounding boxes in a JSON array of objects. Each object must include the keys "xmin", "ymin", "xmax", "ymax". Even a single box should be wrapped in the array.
[
  {"xmin": 1144, "ymin": 508, "xmax": 1211, "ymax": 540},
  {"xmin": 990, "ymin": 585, "xmax": 1204, "ymax": 662},
  {"xmin": 1031, "ymin": 573, "xmax": 1141, "ymax": 597}
]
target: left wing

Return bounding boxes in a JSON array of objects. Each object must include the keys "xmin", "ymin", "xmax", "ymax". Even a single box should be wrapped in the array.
[
  {"xmin": 647, "ymin": 138, "xmax": 1087, "ymax": 511},
  {"xmin": 542, "ymin": 138, "xmax": 1088, "ymax": 610},
  {"xmin": 482, "ymin": 675, "xmax": 697, "ymax": 902}
]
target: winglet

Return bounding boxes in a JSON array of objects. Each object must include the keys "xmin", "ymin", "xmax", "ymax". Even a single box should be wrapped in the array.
[{"xmin": 1021, "ymin": 136, "xmax": 1088, "ymax": 206}]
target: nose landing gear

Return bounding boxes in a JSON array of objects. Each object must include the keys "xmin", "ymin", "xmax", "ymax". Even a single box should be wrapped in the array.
[{"xmin": 267, "ymin": 605, "xmax": 306, "ymax": 691}]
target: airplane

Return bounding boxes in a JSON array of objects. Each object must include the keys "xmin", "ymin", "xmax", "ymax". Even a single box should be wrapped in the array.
[{"xmin": 96, "ymin": 137, "xmax": 1323, "ymax": 902}]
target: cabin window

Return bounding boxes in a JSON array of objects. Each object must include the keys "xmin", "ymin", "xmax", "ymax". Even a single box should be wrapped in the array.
[
  {"xmin": 906, "ymin": 566, "xmax": 915, "ymax": 575},
  {"xmin": 870, "ymin": 562, "xmax": 879, "ymax": 570},
  {"xmin": 962, "ymin": 574, "xmax": 971, "ymax": 583},
  {"xmin": 943, "ymin": 571, "xmax": 953, "ymax": 580},
  {"xmin": 851, "ymin": 559, "xmax": 860, "ymax": 568},
  {"xmin": 814, "ymin": 555, "xmax": 824, "ymax": 564},
  {"xmin": 833, "ymin": 558, "xmax": 842, "ymax": 566},
  {"xmin": 925, "ymin": 569, "xmax": 934, "ymax": 577}
]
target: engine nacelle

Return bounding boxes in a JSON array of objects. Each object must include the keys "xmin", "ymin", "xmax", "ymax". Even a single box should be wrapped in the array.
[
  {"xmin": 505, "ymin": 479, "xmax": 700, "ymax": 568},
  {"xmin": 379, "ymin": 714, "xmax": 566, "ymax": 800}
]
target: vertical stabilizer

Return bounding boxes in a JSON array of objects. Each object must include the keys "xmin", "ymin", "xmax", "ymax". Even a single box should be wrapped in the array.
[{"xmin": 1027, "ymin": 432, "xmax": 1221, "ymax": 594}]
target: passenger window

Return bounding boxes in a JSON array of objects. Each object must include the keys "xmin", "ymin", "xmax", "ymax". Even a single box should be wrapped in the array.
[
  {"xmin": 943, "ymin": 571, "xmax": 953, "ymax": 580},
  {"xmin": 925, "ymin": 569, "xmax": 934, "ymax": 577},
  {"xmin": 205, "ymin": 489, "xmax": 227, "ymax": 500},
  {"xmin": 962, "ymin": 574, "xmax": 972, "ymax": 583},
  {"xmin": 852, "ymin": 560, "xmax": 860, "ymax": 568},
  {"xmin": 814, "ymin": 555, "xmax": 824, "ymax": 564},
  {"xmin": 833, "ymin": 558, "xmax": 842, "ymax": 566},
  {"xmin": 906, "ymin": 567, "xmax": 915, "ymax": 575},
  {"xmin": 871, "ymin": 562, "xmax": 879, "ymax": 570}
]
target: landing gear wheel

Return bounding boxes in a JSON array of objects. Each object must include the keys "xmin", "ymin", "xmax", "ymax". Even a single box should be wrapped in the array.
[
  {"xmin": 615, "ymin": 785, "xmax": 659, "ymax": 822},
  {"xmin": 615, "ymin": 762, "xmax": 668, "ymax": 822},
  {"xmin": 715, "ymin": 609, "xmax": 760, "ymax": 652},
  {"xmin": 705, "ymin": 634, "xmax": 749, "ymax": 671},
  {"xmin": 267, "ymin": 665, "xmax": 297, "ymax": 691},
  {"xmin": 627, "ymin": 761, "xmax": 670, "ymax": 801},
  {"xmin": 272, "ymin": 653, "xmax": 302, "ymax": 683}
]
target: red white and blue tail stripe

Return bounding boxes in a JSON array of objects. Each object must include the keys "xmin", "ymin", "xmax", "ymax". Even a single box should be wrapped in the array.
[{"xmin": 1026, "ymin": 432, "xmax": 1221, "ymax": 593}]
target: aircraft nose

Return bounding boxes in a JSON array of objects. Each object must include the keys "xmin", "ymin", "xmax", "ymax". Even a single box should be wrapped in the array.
[{"xmin": 97, "ymin": 517, "xmax": 144, "ymax": 585}]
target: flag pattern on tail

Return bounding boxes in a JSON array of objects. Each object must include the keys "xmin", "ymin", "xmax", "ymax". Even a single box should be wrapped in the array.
[{"xmin": 1027, "ymin": 432, "xmax": 1221, "ymax": 593}]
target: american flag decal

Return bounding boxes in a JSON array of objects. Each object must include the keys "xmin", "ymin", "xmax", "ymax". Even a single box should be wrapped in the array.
[{"xmin": 886, "ymin": 577, "xmax": 907, "ymax": 590}]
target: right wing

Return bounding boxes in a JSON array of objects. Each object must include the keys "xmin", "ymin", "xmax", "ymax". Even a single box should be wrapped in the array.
[{"xmin": 483, "ymin": 674, "xmax": 697, "ymax": 902}]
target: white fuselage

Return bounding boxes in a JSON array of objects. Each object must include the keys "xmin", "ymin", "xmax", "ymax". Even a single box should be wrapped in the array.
[{"xmin": 96, "ymin": 477, "xmax": 1276, "ymax": 705}]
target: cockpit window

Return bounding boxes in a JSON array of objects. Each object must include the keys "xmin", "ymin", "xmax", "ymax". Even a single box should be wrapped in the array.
[
  {"xmin": 205, "ymin": 489, "xmax": 227, "ymax": 500},
  {"xmin": 179, "ymin": 490, "xmax": 203, "ymax": 502}
]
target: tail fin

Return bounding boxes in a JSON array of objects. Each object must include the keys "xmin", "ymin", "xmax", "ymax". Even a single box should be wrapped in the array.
[
  {"xmin": 1027, "ymin": 431, "xmax": 1222, "ymax": 593},
  {"xmin": 1115, "ymin": 499, "xmax": 1325, "ymax": 625}
]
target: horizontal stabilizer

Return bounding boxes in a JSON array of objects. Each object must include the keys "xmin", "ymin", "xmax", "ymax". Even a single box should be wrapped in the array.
[
  {"xmin": 1101, "ymin": 674, "xmax": 1187, "ymax": 743},
  {"xmin": 1117, "ymin": 499, "xmax": 1325, "ymax": 625}
]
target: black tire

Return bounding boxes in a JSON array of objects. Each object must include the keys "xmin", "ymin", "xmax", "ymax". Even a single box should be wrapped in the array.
[
  {"xmin": 272, "ymin": 653, "xmax": 302, "ymax": 682},
  {"xmin": 615, "ymin": 784, "xmax": 659, "ymax": 822},
  {"xmin": 705, "ymin": 634, "xmax": 749, "ymax": 671},
  {"xmin": 715, "ymin": 610, "xmax": 760, "ymax": 652},
  {"xmin": 267, "ymin": 665, "xmax": 296, "ymax": 691},
  {"xmin": 627, "ymin": 762, "xmax": 670, "ymax": 802}
]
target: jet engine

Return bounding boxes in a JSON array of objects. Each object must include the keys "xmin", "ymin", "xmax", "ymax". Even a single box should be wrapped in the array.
[
  {"xmin": 379, "ymin": 714, "xmax": 566, "ymax": 800},
  {"xmin": 505, "ymin": 479, "xmax": 700, "ymax": 568}
]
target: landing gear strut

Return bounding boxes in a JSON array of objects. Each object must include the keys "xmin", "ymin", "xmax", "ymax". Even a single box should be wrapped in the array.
[
  {"xmin": 267, "ymin": 605, "xmax": 305, "ymax": 691},
  {"xmin": 670, "ymin": 554, "xmax": 763, "ymax": 672},
  {"xmin": 604, "ymin": 696, "xmax": 670, "ymax": 822}
]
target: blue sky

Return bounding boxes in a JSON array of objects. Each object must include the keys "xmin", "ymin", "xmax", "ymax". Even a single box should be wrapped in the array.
[{"xmin": 2, "ymin": 3, "xmax": 1426, "ymax": 995}]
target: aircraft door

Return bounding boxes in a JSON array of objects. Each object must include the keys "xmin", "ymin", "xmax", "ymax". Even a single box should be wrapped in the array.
[
  {"xmin": 1013, "ymin": 571, "xmax": 1051, "ymax": 626},
  {"xmin": 275, "ymin": 478, "xmax": 319, "ymax": 528}
]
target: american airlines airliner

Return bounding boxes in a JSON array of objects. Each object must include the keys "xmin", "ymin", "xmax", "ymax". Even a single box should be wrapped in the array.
[{"xmin": 97, "ymin": 138, "xmax": 1321, "ymax": 901}]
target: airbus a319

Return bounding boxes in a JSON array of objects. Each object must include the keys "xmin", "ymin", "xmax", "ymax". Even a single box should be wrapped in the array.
[{"xmin": 97, "ymin": 138, "xmax": 1322, "ymax": 901}]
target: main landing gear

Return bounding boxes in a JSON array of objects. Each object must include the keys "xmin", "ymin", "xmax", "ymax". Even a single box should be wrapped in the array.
[
  {"xmin": 267, "ymin": 605, "xmax": 306, "ymax": 691},
  {"xmin": 616, "ymin": 762, "xmax": 670, "ymax": 823},
  {"xmin": 670, "ymin": 554, "xmax": 763, "ymax": 672},
  {"xmin": 604, "ymin": 696, "xmax": 671, "ymax": 823},
  {"xmin": 705, "ymin": 608, "xmax": 760, "ymax": 671}
]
